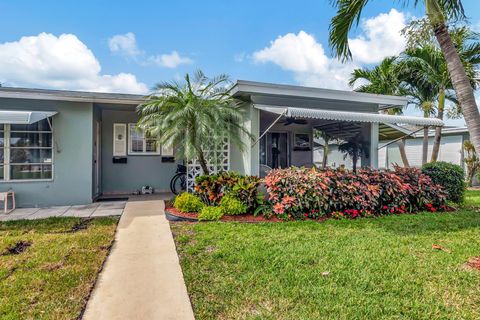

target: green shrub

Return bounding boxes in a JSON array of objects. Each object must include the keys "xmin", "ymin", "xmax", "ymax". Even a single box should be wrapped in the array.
[
  {"xmin": 231, "ymin": 175, "xmax": 262, "ymax": 212},
  {"xmin": 422, "ymin": 161, "xmax": 465, "ymax": 203},
  {"xmin": 198, "ymin": 206, "xmax": 224, "ymax": 221},
  {"xmin": 174, "ymin": 192, "xmax": 204, "ymax": 213},
  {"xmin": 195, "ymin": 171, "xmax": 241, "ymax": 205},
  {"xmin": 219, "ymin": 194, "xmax": 247, "ymax": 215}
]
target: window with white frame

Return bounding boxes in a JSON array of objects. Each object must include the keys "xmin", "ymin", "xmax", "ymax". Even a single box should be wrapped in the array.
[
  {"xmin": 128, "ymin": 123, "xmax": 160, "ymax": 155},
  {"xmin": 1, "ymin": 118, "xmax": 53, "ymax": 181}
]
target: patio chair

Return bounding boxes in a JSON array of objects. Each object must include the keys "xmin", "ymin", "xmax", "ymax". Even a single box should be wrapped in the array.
[{"xmin": 0, "ymin": 191, "xmax": 15, "ymax": 214}]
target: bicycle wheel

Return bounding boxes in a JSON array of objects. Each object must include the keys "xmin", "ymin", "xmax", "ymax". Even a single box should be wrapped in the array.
[{"xmin": 170, "ymin": 173, "xmax": 186, "ymax": 195}]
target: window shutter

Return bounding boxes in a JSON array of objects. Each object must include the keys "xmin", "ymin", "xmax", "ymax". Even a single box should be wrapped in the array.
[{"xmin": 113, "ymin": 123, "xmax": 127, "ymax": 156}]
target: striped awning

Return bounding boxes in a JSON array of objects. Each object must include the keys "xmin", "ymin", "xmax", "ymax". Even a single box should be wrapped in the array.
[
  {"xmin": 0, "ymin": 110, "xmax": 57, "ymax": 124},
  {"xmin": 255, "ymin": 105, "xmax": 444, "ymax": 127}
]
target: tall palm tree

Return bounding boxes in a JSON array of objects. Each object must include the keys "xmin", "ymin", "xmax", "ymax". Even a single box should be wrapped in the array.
[
  {"xmin": 329, "ymin": 0, "xmax": 480, "ymax": 156},
  {"xmin": 349, "ymin": 56, "xmax": 410, "ymax": 167},
  {"xmin": 137, "ymin": 70, "xmax": 252, "ymax": 175},
  {"xmin": 402, "ymin": 45, "xmax": 453, "ymax": 162}
]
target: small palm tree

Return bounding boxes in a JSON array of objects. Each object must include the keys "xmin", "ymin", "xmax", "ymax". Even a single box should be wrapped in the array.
[
  {"xmin": 329, "ymin": 0, "xmax": 480, "ymax": 159},
  {"xmin": 338, "ymin": 136, "xmax": 370, "ymax": 172},
  {"xmin": 402, "ymin": 80, "xmax": 437, "ymax": 164},
  {"xmin": 137, "ymin": 70, "xmax": 251, "ymax": 175},
  {"xmin": 349, "ymin": 56, "xmax": 410, "ymax": 167}
]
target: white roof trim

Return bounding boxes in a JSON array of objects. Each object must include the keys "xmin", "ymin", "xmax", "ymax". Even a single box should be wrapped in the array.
[
  {"xmin": 233, "ymin": 80, "xmax": 408, "ymax": 108},
  {"xmin": 0, "ymin": 87, "xmax": 145, "ymax": 104},
  {"xmin": 255, "ymin": 105, "xmax": 444, "ymax": 127},
  {"xmin": 0, "ymin": 110, "xmax": 57, "ymax": 124}
]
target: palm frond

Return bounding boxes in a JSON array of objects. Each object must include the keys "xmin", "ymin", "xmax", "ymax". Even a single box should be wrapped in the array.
[{"xmin": 329, "ymin": 0, "xmax": 370, "ymax": 61}]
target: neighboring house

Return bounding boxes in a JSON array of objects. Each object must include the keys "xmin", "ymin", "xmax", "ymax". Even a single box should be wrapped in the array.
[
  {"xmin": 378, "ymin": 126, "xmax": 469, "ymax": 169},
  {"xmin": 0, "ymin": 81, "xmax": 441, "ymax": 207}
]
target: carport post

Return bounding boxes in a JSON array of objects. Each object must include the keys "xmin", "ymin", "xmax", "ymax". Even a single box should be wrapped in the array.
[{"xmin": 370, "ymin": 123, "xmax": 379, "ymax": 168}]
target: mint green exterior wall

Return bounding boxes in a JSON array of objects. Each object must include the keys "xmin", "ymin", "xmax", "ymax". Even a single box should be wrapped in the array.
[
  {"xmin": 229, "ymin": 103, "xmax": 260, "ymax": 175},
  {"xmin": 0, "ymin": 98, "xmax": 93, "ymax": 207},
  {"xmin": 100, "ymin": 109, "xmax": 179, "ymax": 194}
]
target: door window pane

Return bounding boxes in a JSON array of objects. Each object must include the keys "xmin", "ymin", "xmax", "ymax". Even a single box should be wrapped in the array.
[
  {"xmin": 10, "ymin": 164, "xmax": 52, "ymax": 180},
  {"xmin": 10, "ymin": 148, "xmax": 52, "ymax": 164},
  {"xmin": 10, "ymin": 132, "xmax": 52, "ymax": 148},
  {"xmin": 0, "ymin": 166, "xmax": 3, "ymax": 180}
]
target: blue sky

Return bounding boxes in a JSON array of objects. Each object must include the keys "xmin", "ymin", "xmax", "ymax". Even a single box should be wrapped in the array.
[{"xmin": 0, "ymin": 0, "xmax": 479, "ymax": 124}]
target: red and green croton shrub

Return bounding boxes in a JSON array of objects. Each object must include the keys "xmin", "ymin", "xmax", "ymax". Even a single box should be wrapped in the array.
[
  {"xmin": 264, "ymin": 166, "xmax": 448, "ymax": 220},
  {"xmin": 195, "ymin": 171, "xmax": 262, "ymax": 212}
]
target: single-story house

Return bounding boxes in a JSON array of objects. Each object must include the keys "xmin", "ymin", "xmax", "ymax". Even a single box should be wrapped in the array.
[{"xmin": 0, "ymin": 80, "xmax": 443, "ymax": 207}]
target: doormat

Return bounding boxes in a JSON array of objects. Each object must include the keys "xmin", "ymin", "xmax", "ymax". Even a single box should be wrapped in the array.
[{"xmin": 96, "ymin": 197, "xmax": 129, "ymax": 202}]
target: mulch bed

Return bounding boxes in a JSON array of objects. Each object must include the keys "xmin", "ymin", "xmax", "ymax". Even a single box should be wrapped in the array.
[
  {"xmin": 166, "ymin": 206, "xmax": 456, "ymax": 223},
  {"xmin": 166, "ymin": 206, "xmax": 284, "ymax": 222}
]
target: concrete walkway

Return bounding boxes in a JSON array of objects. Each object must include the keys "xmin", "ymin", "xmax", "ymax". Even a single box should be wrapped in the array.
[
  {"xmin": 83, "ymin": 200, "xmax": 195, "ymax": 320},
  {"xmin": 0, "ymin": 201, "xmax": 126, "ymax": 221}
]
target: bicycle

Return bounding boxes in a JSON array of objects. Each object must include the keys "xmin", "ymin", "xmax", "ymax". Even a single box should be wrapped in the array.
[{"xmin": 170, "ymin": 164, "xmax": 187, "ymax": 195}]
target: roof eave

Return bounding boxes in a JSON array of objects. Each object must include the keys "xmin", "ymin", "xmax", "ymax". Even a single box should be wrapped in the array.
[
  {"xmin": 232, "ymin": 80, "xmax": 408, "ymax": 107},
  {"xmin": 0, "ymin": 87, "xmax": 145, "ymax": 105}
]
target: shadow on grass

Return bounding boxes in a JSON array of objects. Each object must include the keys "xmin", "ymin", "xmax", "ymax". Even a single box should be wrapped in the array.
[
  {"xmin": 365, "ymin": 210, "xmax": 480, "ymax": 236},
  {"xmin": 247, "ymin": 210, "xmax": 480, "ymax": 237}
]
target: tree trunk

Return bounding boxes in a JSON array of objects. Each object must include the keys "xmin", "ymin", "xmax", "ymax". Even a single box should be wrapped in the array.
[
  {"xmin": 433, "ymin": 23, "xmax": 480, "ymax": 160},
  {"xmin": 322, "ymin": 146, "xmax": 328, "ymax": 169},
  {"xmin": 352, "ymin": 154, "xmax": 357, "ymax": 173},
  {"xmin": 195, "ymin": 147, "xmax": 210, "ymax": 175},
  {"xmin": 422, "ymin": 126, "xmax": 429, "ymax": 165},
  {"xmin": 430, "ymin": 89, "xmax": 445, "ymax": 162},
  {"xmin": 466, "ymin": 169, "xmax": 474, "ymax": 187},
  {"xmin": 397, "ymin": 139, "xmax": 410, "ymax": 167}
]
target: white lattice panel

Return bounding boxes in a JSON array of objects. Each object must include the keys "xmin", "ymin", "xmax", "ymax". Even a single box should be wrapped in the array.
[{"xmin": 187, "ymin": 136, "xmax": 230, "ymax": 191}]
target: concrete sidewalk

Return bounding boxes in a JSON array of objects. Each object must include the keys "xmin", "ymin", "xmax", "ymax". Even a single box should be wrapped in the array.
[{"xmin": 83, "ymin": 200, "xmax": 195, "ymax": 320}]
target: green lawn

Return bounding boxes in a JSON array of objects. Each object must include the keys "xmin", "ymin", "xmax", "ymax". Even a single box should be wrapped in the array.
[
  {"xmin": 0, "ymin": 217, "xmax": 118, "ymax": 319},
  {"xmin": 172, "ymin": 197, "xmax": 480, "ymax": 319},
  {"xmin": 465, "ymin": 189, "xmax": 480, "ymax": 208}
]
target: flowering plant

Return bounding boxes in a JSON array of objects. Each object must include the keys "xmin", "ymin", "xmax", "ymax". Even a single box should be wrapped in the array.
[{"xmin": 264, "ymin": 166, "xmax": 448, "ymax": 220}]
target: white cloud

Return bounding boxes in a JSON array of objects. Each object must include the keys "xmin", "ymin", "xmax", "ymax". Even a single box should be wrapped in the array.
[
  {"xmin": 349, "ymin": 9, "xmax": 407, "ymax": 64},
  {"xmin": 107, "ymin": 32, "xmax": 193, "ymax": 68},
  {"xmin": 108, "ymin": 32, "xmax": 141, "ymax": 57},
  {"xmin": 253, "ymin": 31, "xmax": 358, "ymax": 89},
  {"xmin": 0, "ymin": 33, "xmax": 148, "ymax": 94},
  {"xmin": 251, "ymin": 9, "xmax": 408, "ymax": 89},
  {"xmin": 149, "ymin": 51, "xmax": 193, "ymax": 68}
]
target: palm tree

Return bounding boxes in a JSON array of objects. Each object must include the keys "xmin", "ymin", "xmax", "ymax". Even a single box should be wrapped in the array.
[
  {"xmin": 338, "ymin": 136, "xmax": 370, "ymax": 172},
  {"xmin": 401, "ymin": 80, "xmax": 437, "ymax": 164},
  {"xmin": 137, "ymin": 70, "xmax": 252, "ymax": 175},
  {"xmin": 401, "ymin": 27, "xmax": 480, "ymax": 161},
  {"xmin": 329, "ymin": 0, "xmax": 480, "ymax": 156},
  {"xmin": 349, "ymin": 57, "xmax": 410, "ymax": 167},
  {"xmin": 401, "ymin": 45, "xmax": 454, "ymax": 162}
]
